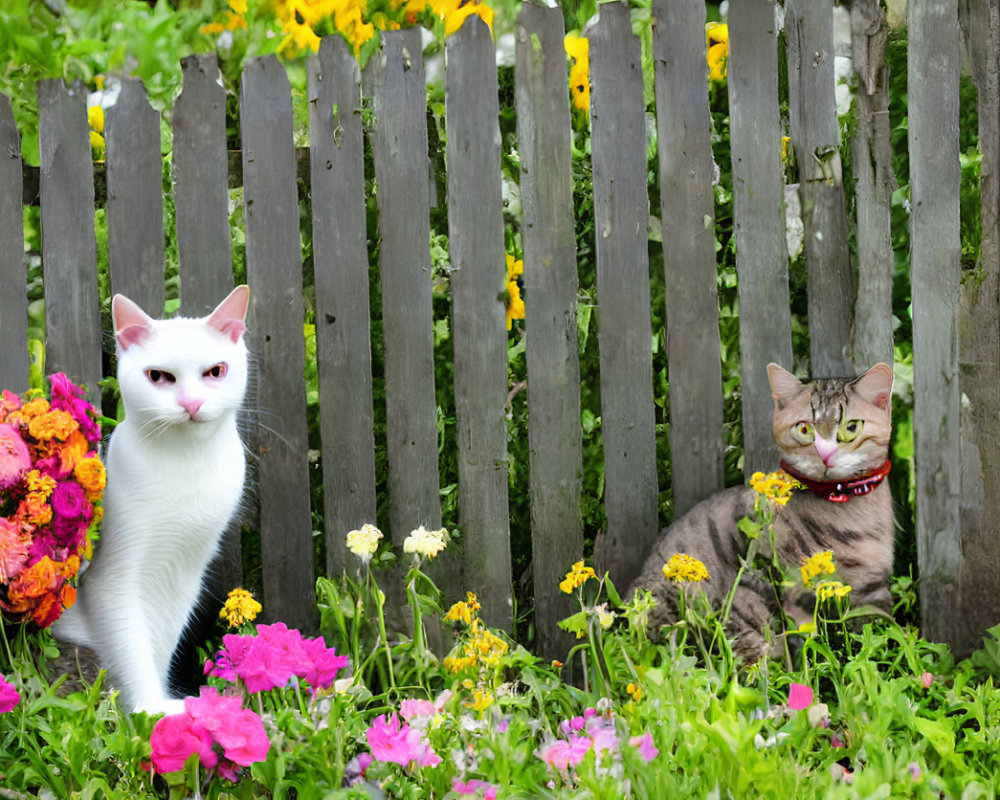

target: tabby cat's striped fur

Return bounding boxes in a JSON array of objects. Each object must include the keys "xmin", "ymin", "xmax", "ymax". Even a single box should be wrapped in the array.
[{"xmin": 629, "ymin": 362, "xmax": 894, "ymax": 661}]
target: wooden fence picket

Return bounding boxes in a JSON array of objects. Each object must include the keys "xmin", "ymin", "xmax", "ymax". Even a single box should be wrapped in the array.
[
  {"xmin": 240, "ymin": 55, "xmax": 315, "ymax": 632},
  {"xmin": 173, "ymin": 54, "xmax": 234, "ymax": 318},
  {"xmin": 908, "ymin": 0, "xmax": 962, "ymax": 648},
  {"xmin": 0, "ymin": 93, "xmax": 28, "ymax": 392},
  {"xmin": 36, "ymin": 79, "xmax": 103, "ymax": 406},
  {"xmin": 444, "ymin": 18, "xmax": 514, "ymax": 629},
  {"xmin": 726, "ymin": 0, "xmax": 793, "ymax": 473},
  {"xmin": 588, "ymin": 2, "xmax": 660, "ymax": 589},
  {"xmin": 515, "ymin": 3, "xmax": 584, "ymax": 659},
  {"xmin": 367, "ymin": 29, "xmax": 444, "ymax": 557},
  {"xmin": 307, "ymin": 36, "xmax": 379, "ymax": 577},
  {"xmin": 650, "ymin": 0, "xmax": 725, "ymax": 517},
  {"xmin": 786, "ymin": 0, "xmax": 854, "ymax": 377},
  {"xmin": 105, "ymin": 76, "xmax": 165, "ymax": 314}
]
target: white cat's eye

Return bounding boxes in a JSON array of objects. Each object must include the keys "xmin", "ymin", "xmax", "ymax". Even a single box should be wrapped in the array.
[
  {"xmin": 203, "ymin": 363, "xmax": 228, "ymax": 380},
  {"xmin": 146, "ymin": 369, "xmax": 176, "ymax": 385},
  {"xmin": 794, "ymin": 421, "xmax": 814, "ymax": 442},
  {"xmin": 838, "ymin": 418, "xmax": 864, "ymax": 443}
]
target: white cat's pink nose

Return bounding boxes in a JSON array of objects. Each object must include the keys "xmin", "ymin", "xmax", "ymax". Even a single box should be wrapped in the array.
[
  {"xmin": 180, "ymin": 396, "xmax": 204, "ymax": 420},
  {"xmin": 814, "ymin": 435, "xmax": 838, "ymax": 467}
]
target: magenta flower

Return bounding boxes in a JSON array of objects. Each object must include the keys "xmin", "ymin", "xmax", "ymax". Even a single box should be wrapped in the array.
[
  {"xmin": 0, "ymin": 675, "xmax": 20, "ymax": 713},
  {"xmin": 628, "ymin": 731, "xmax": 659, "ymax": 763},
  {"xmin": 48, "ymin": 373, "xmax": 101, "ymax": 444},
  {"xmin": 920, "ymin": 671, "xmax": 933, "ymax": 689},
  {"xmin": 366, "ymin": 712, "xmax": 440, "ymax": 767},
  {"xmin": 453, "ymin": 778, "xmax": 499, "ymax": 798},
  {"xmin": 788, "ymin": 682, "xmax": 814, "ymax": 711},
  {"xmin": 184, "ymin": 687, "xmax": 269, "ymax": 767},
  {"xmin": 299, "ymin": 635, "xmax": 350, "ymax": 690},
  {"xmin": 0, "ymin": 423, "xmax": 30, "ymax": 491},
  {"xmin": 150, "ymin": 713, "xmax": 218, "ymax": 774},
  {"xmin": 538, "ymin": 735, "xmax": 592, "ymax": 771}
]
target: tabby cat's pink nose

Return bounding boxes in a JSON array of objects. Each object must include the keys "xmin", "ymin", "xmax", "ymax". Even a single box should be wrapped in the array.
[{"xmin": 814, "ymin": 435, "xmax": 838, "ymax": 467}]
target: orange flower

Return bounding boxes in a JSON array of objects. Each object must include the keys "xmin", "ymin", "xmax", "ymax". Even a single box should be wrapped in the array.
[
  {"xmin": 74, "ymin": 457, "xmax": 107, "ymax": 502},
  {"xmin": 19, "ymin": 492, "xmax": 52, "ymax": 526},
  {"xmin": 53, "ymin": 430, "xmax": 90, "ymax": 476},
  {"xmin": 28, "ymin": 409, "xmax": 77, "ymax": 441}
]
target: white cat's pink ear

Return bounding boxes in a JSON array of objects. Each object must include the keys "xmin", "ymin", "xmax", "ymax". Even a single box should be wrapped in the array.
[
  {"xmin": 113, "ymin": 294, "xmax": 155, "ymax": 351},
  {"xmin": 767, "ymin": 363, "xmax": 804, "ymax": 403},
  {"xmin": 852, "ymin": 362, "xmax": 893, "ymax": 410},
  {"xmin": 208, "ymin": 285, "xmax": 250, "ymax": 343}
]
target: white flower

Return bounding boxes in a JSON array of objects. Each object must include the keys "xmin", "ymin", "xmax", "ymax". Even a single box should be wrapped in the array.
[
  {"xmin": 403, "ymin": 525, "xmax": 449, "ymax": 559},
  {"xmin": 346, "ymin": 523, "xmax": 382, "ymax": 562}
]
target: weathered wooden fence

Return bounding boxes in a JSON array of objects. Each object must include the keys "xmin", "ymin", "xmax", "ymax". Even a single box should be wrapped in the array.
[{"xmin": 1, "ymin": 0, "xmax": 998, "ymax": 659}]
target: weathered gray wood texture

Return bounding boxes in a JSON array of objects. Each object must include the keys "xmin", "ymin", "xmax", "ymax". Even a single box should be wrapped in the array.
[
  {"xmin": 651, "ymin": 0, "xmax": 725, "ymax": 515},
  {"xmin": 240, "ymin": 56, "xmax": 315, "ymax": 632},
  {"xmin": 368, "ymin": 30, "xmax": 443, "ymax": 548},
  {"xmin": 955, "ymin": 0, "xmax": 1000, "ymax": 657},
  {"xmin": 515, "ymin": 3, "xmax": 584, "ymax": 660},
  {"xmin": 105, "ymin": 76, "xmax": 165, "ymax": 315},
  {"xmin": 727, "ymin": 0, "xmax": 793, "ymax": 472},
  {"xmin": 588, "ymin": 2, "xmax": 659, "ymax": 589},
  {"xmin": 849, "ymin": 0, "xmax": 895, "ymax": 370},
  {"xmin": 0, "ymin": 94, "xmax": 28, "ymax": 392},
  {"xmin": 173, "ymin": 54, "xmax": 234, "ymax": 318},
  {"xmin": 444, "ymin": 18, "xmax": 513, "ymax": 629},
  {"xmin": 786, "ymin": 0, "xmax": 854, "ymax": 377},
  {"xmin": 307, "ymin": 36, "xmax": 378, "ymax": 578},
  {"xmin": 908, "ymin": 0, "xmax": 963, "ymax": 648},
  {"xmin": 37, "ymin": 80, "xmax": 103, "ymax": 406}
]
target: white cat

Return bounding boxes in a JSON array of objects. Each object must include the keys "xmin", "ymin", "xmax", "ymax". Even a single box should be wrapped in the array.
[{"xmin": 52, "ymin": 286, "xmax": 250, "ymax": 715}]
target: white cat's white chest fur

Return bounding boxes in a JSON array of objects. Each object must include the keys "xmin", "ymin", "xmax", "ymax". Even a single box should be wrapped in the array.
[{"xmin": 51, "ymin": 286, "xmax": 250, "ymax": 715}]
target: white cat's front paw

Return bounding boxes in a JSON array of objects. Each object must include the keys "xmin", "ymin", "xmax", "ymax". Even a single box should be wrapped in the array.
[{"xmin": 134, "ymin": 697, "xmax": 187, "ymax": 717}]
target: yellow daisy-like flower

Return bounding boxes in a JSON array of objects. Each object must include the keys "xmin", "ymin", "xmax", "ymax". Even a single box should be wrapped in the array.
[
  {"xmin": 815, "ymin": 581, "xmax": 852, "ymax": 602},
  {"xmin": 662, "ymin": 553, "xmax": 710, "ymax": 583},
  {"xmin": 749, "ymin": 469, "xmax": 801, "ymax": 507},
  {"xmin": 219, "ymin": 587, "xmax": 263, "ymax": 628},
  {"xmin": 25, "ymin": 469, "xmax": 56, "ymax": 498},
  {"xmin": 559, "ymin": 560, "xmax": 597, "ymax": 594},
  {"xmin": 87, "ymin": 105, "xmax": 104, "ymax": 134},
  {"xmin": 346, "ymin": 522, "xmax": 383, "ymax": 562},
  {"xmin": 564, "ymin": 33, "xmax": 590, "ymax": 116},
  {"xmin": 706, "ymin": 22, "xmax": 728, "ymax": 81},
  {"xmin": 800, "ymin": 550, "xmax": 836, "ymax": 587}
]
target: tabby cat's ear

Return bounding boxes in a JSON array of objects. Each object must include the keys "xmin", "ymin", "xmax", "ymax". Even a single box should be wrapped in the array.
[
  {"xmin": 767, "ymin": 363, "xmax": 805, "ymax": 404},
  {"xmin": 112, "ymin": 294, "xmax": 155, "ymax": 352},
  {"xmin": 850, "ymin": 362, "xmax": 893, "ymax": 410}
]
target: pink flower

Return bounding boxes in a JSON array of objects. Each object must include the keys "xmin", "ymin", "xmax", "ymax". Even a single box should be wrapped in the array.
[
  {"xmin": 0, "ymin": 675, "xmax": 20, "ymax": 713},
  {"xmin": 0, "ymin": 423, "xmax": 30, "ymax": 491},
  {"xmin": 0, "ymin": 517, "xmax": 31, "ymax": 584},
  {"xmin": 538, "ymin": 736, "xmax": 591, "ymax": 771},
  {"xmin": 150, "ymin": 713, "xmax": 218, "ymax": 774},
  {"xmin": 299, "ymin": 635, "xmax": 349, "ymax": 690},
  {"xmin": 213, "ymin": 708, "xmax": 270, "ymax": 766},
  {"xmin": 344, "ymin": 752, "xmax": 373, "ymax": 785},
  {"xmin": 48, "ymin": 373, "xmax": 101, "ymax": 445},
  {"xmin": 366, "ymin": 713, "xmax": 438, "ymax": 767},
  {"xmin": 184, "ymin": 686, "xmax": 245, "ymax": 733},
  {"xmin": 788, "ymin": 682, "xmax": 814, "ymax": 711},
  {"xmin": 453, "ymin": 778, "xmax": 499, "ymax": 798},
  {"xmin": 920, "ymin": 671, "xmax": 933, "ymax": 689},
  {"xmin": 400, "ymin": 698, "xmax": 437, "ymax": 724},
  {"xmin": 628, "ymin": 731, "xmax": 658, "ymax": 763}
]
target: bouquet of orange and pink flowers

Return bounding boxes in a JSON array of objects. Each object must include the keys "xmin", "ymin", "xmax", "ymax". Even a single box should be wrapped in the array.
[{"xmin": 0, "ymin": 374, "xmax": 105, "ymax": 628}]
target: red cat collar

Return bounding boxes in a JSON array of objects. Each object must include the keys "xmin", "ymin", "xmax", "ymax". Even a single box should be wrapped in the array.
[{"xmin": 779, "ymin": 460, "xmax": 891, "ymax": 504}]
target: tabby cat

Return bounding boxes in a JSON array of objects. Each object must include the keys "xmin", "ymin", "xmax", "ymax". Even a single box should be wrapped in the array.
[{"xmin": 629, "ymin": 362, "xmax": 894, "ymax": 661}]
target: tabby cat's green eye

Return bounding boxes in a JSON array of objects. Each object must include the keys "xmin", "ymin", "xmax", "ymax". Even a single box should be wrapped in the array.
[
  {"xmin": 794, "ymin": 421, "xmax": 814, "ymax": 442},
  {"xmin": 838, "ymin": 418, "xmax": 864, "ymax": 443}
]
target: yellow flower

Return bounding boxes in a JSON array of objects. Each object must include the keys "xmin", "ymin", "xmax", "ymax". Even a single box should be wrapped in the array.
[
  {"xmin": 219, "ymin": 587, "xmax": 262, "ymax": 628},
  {"xmin": 472, "ymin": 688, "xmax": 493, "ymax": 711},
  {"xmin": 444, "ymin": 654, "xmax": 477, "ymax": 673},
  {"xmin": 797, "ymin": 621, "xmax": 816, "ymax": 634},
  {"xmin": 815, "ymin": 581, "xmax": 852, "ymax": 602},
  {"xmin": 706, "ymin": 22, "xmax": 728, "ymax": 81},
  {"xmin": 403, "ymin": 524, "xmax": 448, "ymax": 559},
  {"xmin": 782, "ymin": 136, "xmax": 791, "ymax": 163},
  {"xmin": 505, "ymin": 253, "xmax": 523, "ymax": 282},
  {"xmin": 228, "ymin": 0, "xmax": 248, "ymax": 14},
  {"xmin": 200, "ymin": 20, "xmax": 226, "ymax": 34},
  {"xmin": 595, "ymin": 602, "xmax": 615, "ymax": 629},
  {"xmin": 662, "ymin": 553, "xmax": 710, "ymax": 583},
  {"xmin": 25, "ymin": 470, "xmax": 56, "ymax": 498},
  {"xmin": 74, "ymin": 457, "xmax": 106, "ymax": 503},
  {"xmin": 505, "ymin": 279, "xmax": 525, "ymax": 330},
  {"xmin": 445, "ymin": 591, "xmax": 481, "ymax": 626},
  {"xmin": 800, "ymin": 550, "xmax": 836, "ymax": 587},
  {"xmin": 564, "ymin": 34, "xmax": 590, "ymax": 116},
  {"xmin": 28, "ymin": 409, "xmax": 77, "ymax": 441},
  {"xmin": 627, "ymin": 681, "xmax": 642, "ymax": 701},
  {"xmin": 749, "ymin": 470, "xmax": 801, "ymax": 507},
  {"xmin": 346, "ymin": 522, "xmax": 383, "ymax": 562},
  {"xmin": 87, "ymin": 105, "xmax": 104, "ymax": 134},
  {"xmin": 559, "ymin": 560, "xmax": 597, "ymax": 594}
]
